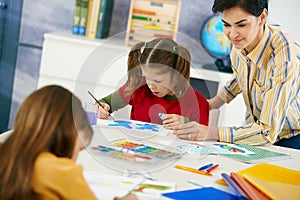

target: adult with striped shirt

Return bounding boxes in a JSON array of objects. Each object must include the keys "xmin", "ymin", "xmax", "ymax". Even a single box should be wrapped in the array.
[{"xmin": 174, "ymin": 0, "xmax": 300, "ymax": 149}]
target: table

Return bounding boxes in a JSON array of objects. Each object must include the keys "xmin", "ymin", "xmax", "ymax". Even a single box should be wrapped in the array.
[
  {"xmin": 76, "ymin": 124, "xmax": 300, "ymax": 196},
  {"xmin": 1, "ymin": 126, "xmax": 299, "ymax": 198}
]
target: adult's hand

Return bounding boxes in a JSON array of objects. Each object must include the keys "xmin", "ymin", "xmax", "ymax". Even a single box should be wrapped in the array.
[{"xmin": 173, "ymin": 121, "xmax": 219, "ymax": 141}]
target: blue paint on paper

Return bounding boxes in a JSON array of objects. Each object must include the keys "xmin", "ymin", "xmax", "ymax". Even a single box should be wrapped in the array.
[
  {"xmin": 107, "ymin": 120, "xmax": 161, "ymax": 133},
  {"xmin": 107, "ymin": 120, "xmax": 133, "ymax": 129},
  {"xmin": 136, "ymin": 123, "xmax": 159, "ymax": 132}
]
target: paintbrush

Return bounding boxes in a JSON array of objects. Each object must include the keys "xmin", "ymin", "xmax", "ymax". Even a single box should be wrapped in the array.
[{"xmin": 88, "ymin": 91, "xmax": 115, "ymax": 121}]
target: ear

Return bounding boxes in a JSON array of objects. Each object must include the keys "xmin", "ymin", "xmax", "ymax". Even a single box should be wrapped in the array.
[{"xmin": 259, "ymin": 8, "xmax": 268, "ymax": 26}]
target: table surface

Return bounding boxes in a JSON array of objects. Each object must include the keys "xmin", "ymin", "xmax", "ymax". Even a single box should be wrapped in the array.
[
  {"xmin": 76, "ymin": 124, "xmax": 300, "ymax": 195},
  {"xmin": 1, "ymin": 125, "xmax": 299, "ymax": 198}
]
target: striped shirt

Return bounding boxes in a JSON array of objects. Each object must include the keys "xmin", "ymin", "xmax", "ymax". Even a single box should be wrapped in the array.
[{"xmin": 218, "ymin": 24, "xmax": 300, "ymax": 145}]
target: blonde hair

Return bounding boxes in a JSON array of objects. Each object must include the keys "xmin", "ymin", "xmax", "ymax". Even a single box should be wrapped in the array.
[{"xmin": 125, "ymin": 38, "xmax": 191, "ymax": 96}]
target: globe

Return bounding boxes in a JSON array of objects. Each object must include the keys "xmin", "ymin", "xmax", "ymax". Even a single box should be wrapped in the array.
[{"xmin": 200, "ymin": 14, "xmax": 232, "ymax": 73}]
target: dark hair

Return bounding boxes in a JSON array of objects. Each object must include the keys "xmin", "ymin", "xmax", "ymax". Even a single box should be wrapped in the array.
[
  {"xmin": 0, "ymin": 85, "xmax": 93, "ymax": 199},
  {"xmin": 212, "ymin": 0, "xmax": 268, "ymax": 17},
  {"xmin": 126, "ymin": 38, "xmax": 191, "ymax": 96}
]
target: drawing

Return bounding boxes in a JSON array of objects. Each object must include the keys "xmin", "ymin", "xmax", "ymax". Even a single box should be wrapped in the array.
[
  {"xmin": 214, "ymin": 143, "xmax": 247, "ymax": 154},
  {"xmin": 83, "ymin": 171, "xmax": 176, "ymax": 199},
  {"xmin": 176, "ymin": 142, "xmax": 255, "ymax": 155},
  {"xmin": 99, "ymin": 119, "xmax": 171, "ymax": 136}
]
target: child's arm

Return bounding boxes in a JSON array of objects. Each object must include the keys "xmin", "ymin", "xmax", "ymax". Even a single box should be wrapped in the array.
[{"xmin": 98, "ymin": 90, "xmax": 128, "ymax": 118}]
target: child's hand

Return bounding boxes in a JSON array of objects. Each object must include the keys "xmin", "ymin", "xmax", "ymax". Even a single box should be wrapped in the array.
[
  {"xmin": 97, "ymin": 102, "xmax": 111, "ymax": 119},
  {"xmin": 161, "ymin": 114, "xmax": 185, "ymax": 130}
]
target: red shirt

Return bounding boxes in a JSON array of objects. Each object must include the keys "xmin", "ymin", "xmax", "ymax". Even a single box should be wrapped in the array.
[{"xmin": 118, "ymin": 84, "xmax": 209, "ymax": 125}]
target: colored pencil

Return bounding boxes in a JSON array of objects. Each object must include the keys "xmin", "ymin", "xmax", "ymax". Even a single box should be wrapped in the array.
[
  {"xmin": 198, "ymin": 163, "xmax": 213, "ymax": 171},
  {"xmin": 206, "ymin": 164, "xmax": 219, "ymax": 173},
  {"xmin": 175, "ymin": 165, "xmax": 212, "ymax": 176}
]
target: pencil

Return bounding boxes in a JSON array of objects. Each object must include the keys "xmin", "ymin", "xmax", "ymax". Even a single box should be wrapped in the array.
[
  {"xmin": 198, "ymin": 163, "xmax": 213, "ymax": 171},
  {"xmin": 175, "ymin": 165, "xmax": 212, "ymax": 176},
  {"xmin": 206, "ymin": 164, "xmax": 219, "ymax": 173},
  {"xmin": 87, "ymin": 91, "xmax": 115, "ymax": 121}
]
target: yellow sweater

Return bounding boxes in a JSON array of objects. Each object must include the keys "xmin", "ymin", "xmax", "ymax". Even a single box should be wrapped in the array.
[{"xmin": 32, "ymin": 152, "xmax": 97, "ymax": 200}]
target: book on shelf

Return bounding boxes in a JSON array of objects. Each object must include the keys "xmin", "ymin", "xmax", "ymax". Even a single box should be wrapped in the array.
[
  {"xmin": 96, "ymin": 0, "xmax": 114, "ymax": 39},
  {"xmin": 85, "ymin": 0, "xmax": 101, "ymax": 38},
  {"xmin": 72, "ymin": 0, "xmax": 82, "ymax": 34},
  {"xmin": 78, "ymin": 0, "xmax": 89, "ymax": 35}
]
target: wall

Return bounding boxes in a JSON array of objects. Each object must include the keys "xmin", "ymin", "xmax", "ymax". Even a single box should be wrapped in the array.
[
  {"xmin": 268, "ymin": 0, "xmax": 300, "ymax": 43},
  {"xmin": 9, "ymin": 0, "xmax": 215, "ymax": 128}
]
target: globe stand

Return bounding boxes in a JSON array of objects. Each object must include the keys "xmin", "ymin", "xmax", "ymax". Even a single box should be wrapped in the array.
[{"xmin": 202, "ymin": 58, "xmax": 233, "ymax": 73}]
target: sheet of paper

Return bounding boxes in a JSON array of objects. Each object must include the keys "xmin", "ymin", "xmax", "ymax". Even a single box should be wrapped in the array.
[
  {"xmin": 175, "ymin": 141, "xmax": 255, "ymax": 155},
  {"xmin": 84, "ymin": 171, "xmax": 176, "ymax": 200}
]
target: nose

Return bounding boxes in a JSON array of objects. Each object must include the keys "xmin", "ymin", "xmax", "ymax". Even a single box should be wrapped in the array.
[
  {"xmin": 147, "ymin": 82, "xmax": 157, "ymax": 90},
  {"xmin": 229, "ymin": 28, "xmax": 239, "ymax": 39}
]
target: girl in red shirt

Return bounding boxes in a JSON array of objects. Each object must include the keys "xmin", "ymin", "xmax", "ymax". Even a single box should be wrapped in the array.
[{"xmin": 98, "ymin": 38, "xmax": 209, "ymax": 130}]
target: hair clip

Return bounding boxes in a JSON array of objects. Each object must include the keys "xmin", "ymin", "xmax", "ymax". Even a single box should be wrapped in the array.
[
  {"xmin": 144, "ymin": 42, "xmax": 147, "ymax": 47},
  {"xmin": 173, "ymin": 46, "xmax": 177, "ymax": 52}
]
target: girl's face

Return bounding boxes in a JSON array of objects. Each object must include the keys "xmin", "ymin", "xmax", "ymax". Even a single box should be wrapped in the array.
[
  {"xmin": 142, "ymin": 66, "xmax": 175, "ymax": 97},
  {"xmin": 222, "ymin": 6, "xmax": 267, "ymax": 53}
]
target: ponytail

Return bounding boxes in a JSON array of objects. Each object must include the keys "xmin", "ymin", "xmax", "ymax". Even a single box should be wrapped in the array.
[
  {"xmin": 124, "ymin": 42, "xmax": 144, "ymax": 95},
  {"xmin": 172, "ymin": 45, "xmax": 191, "ymax": 96}
]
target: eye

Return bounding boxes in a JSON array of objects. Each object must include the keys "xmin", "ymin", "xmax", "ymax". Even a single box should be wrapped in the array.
[
  {"xmin": 222, "ymin": 21, "xmax": 230, "ymax": 27},
  {"xmin": 238, "ymin": 24, "xmax": 246, "ymax": 27}
]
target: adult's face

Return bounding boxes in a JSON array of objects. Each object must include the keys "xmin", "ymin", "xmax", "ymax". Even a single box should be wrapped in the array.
[{"xmin": 222, "ymin": 6, "xmax": 267, "ymax": 53}]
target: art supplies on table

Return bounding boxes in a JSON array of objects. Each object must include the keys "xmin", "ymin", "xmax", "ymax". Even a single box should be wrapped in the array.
[
  {"xmin": 162, "ymin": 187, "xmax": 240, "ymax": 200},
  {"xmin": 84, "ymin": 171, "xmax": 175, "ymax": 200},
  {"xmin": 230, "ymin": 172, "xmax": 270, "ymax": 200},
  {"xmin": 217, "ymin": 163, "xmax": 300, "ymax": 200},
  {"xmin": 198, "ymin": 163, "xmax": 214, "ymax": 171},
  {"xmin": 174, "ymin": 165, "xmax": 212, "ymax": 176},
  {"xmin": 206, "ymin": 164, "xmax": 219, "ymax": 173},
  {"xmin": 221, "ymin": 173, "xmax": 248, "ymax": 200},
  {"xmin": 98, "ymin": 119, "xmax": 171, "ymax": 136},
  {"xmin": 176, "ymin": 141, "xmax": 291, "ymax": 164},
  {"xmin": 91, "ymin": 139, "xmax": 183, "ymax": 173}
]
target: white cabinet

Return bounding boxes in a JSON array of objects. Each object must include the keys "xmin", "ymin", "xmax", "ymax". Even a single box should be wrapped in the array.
[{"xmin": 38, "ymin": 31, "xmax": 245, "ymax": 126}]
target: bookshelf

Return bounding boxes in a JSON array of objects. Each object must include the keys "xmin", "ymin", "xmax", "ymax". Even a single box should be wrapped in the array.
[{"xmin": 38, "ymin": 31, "xmax": 245, "ymax": 126}]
